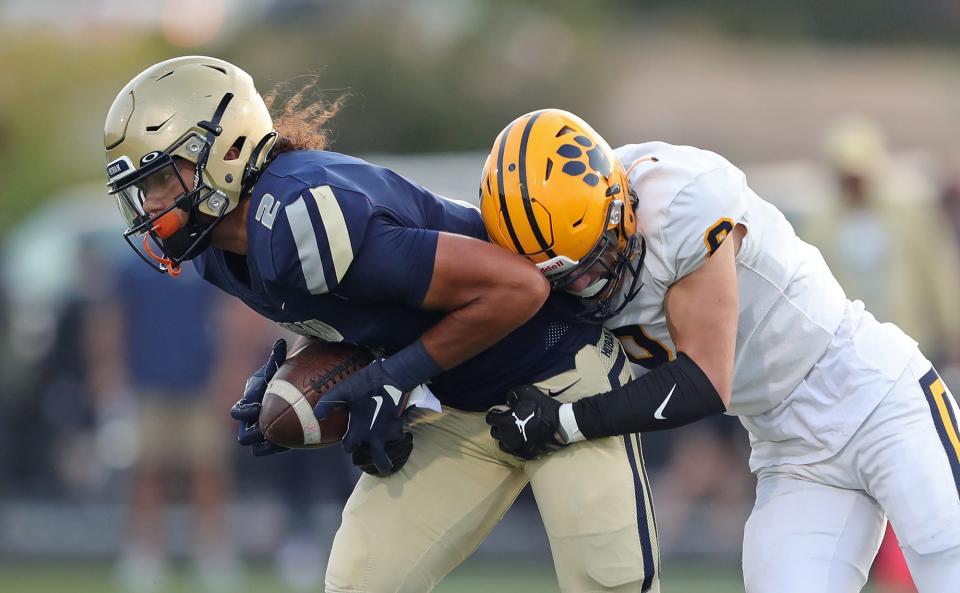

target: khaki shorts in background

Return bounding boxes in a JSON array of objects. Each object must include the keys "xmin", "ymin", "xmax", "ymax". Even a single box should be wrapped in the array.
[{"xmin": 136, "ymin": 393, "xmax": 228, "ymax": 468}]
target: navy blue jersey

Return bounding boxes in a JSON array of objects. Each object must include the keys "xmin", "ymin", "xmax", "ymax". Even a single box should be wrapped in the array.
[{"xmin": 195, "ymin": 150, "xmax": 600, "ymax": 411}]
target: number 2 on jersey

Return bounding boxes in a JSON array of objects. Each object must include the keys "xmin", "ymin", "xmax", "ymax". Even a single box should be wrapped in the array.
[{"xmin": 255, "ymin": 193, "xmax": 281, "ymax": 230}]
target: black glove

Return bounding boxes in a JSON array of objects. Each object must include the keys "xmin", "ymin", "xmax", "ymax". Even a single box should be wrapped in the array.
[
  {"xmin": 485, "ymin": 384, "xmax": 566, "ymax": 460},
  {"xmin": 314, "ymin": 358, "xmax": 408, "ymax": 475},
  {"xmin": 351, "ymin": 431, "xmax": 414, "ymax": 476},
  {"xmin": 229, "ymin": 339, "xmax": 291, "ymax": 457}
]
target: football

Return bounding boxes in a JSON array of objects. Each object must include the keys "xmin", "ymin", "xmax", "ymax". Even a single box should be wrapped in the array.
[{"xmin": 258, "ymin": 341, "xmax": 374, "ymax": 449}]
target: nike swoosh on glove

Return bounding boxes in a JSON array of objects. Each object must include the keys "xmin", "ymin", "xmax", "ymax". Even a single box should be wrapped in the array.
[
  {"xmin": 230, "ymin": 339, "xmax": 291, "ymax": 457},
  {"xmin": 314, "ymin": 358, "xmax": 407, "ymax": 475},
  {"xmin": 485, "ymin": 384, "xmax": 566, "ymax": 460}
]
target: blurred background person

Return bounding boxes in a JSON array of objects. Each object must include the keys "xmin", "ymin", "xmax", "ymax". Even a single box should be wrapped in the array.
[
  {"xmin": 805, "ymin": 114, "xmax": 960, "ymax": 371},
  {"xmin": 799, "ymin": 114, "xmax": 960, "ymax": 593},
  {"xmin": 937, "ymin": 150, "xmax": 960, "ymax": 260},
  {"xmin": 86, "ymin": 257, "xmax": 238, "ymax": 593}
]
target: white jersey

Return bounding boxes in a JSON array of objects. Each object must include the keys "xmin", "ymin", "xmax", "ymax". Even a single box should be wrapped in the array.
[{"xmin": 609, "ymin": 142, "xmax": 917, "ymax": 468}]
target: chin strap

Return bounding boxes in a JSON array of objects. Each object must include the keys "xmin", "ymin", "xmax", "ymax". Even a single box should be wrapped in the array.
[
  {"xmin": 578, "ymin": 236, "xmax": 646, "ymax": 323},
  {"xmin": 142, "ymin": 235, "xmax": 181, "ymax": 277},
  {"xmin": 242, "ymin": 131, "xmax": 278, "ymax": 193},
  {"xmin": 619, "ymin": 237, "xmax": 646, "ymax": 306}
]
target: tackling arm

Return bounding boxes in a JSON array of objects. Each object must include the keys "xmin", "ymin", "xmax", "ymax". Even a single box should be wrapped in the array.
[
  {"xmin": 563, "ymin": 227, "xmax": 740, "ymax": 440},
  {"xmin": 663, "ymin": 223, "xmax": 740, "ymax": 406}
]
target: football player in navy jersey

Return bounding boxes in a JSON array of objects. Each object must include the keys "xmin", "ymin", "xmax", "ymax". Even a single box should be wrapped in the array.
[{"xmin": 103, "ymin": 57, "xmax": 660, "ymax": 592}]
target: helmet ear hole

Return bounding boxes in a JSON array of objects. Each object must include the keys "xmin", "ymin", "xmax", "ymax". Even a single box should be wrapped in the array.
[{"xmin": 225, "ymin": 136, "xmax": 246, "ymax": 160}]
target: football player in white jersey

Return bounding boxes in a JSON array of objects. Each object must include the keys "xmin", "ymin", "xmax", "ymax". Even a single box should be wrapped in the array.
[{"xmin": 480, "ymin": 109, "xmax": 960, "ymax": 593}]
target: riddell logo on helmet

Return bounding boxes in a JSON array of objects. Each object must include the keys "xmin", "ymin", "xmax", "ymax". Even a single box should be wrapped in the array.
[{"xmin": 539, "ymin": 259, "xmax": 570, "ymax": 274}]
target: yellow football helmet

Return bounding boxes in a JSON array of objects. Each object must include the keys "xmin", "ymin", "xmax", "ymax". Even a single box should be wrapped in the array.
[
  {"xmin": 104, "ymin": 56, "xmax": 276, "ymax": 273},
  {"xmin": 480, "ymin": 109, "xmax": 641, "ymax": 321}
]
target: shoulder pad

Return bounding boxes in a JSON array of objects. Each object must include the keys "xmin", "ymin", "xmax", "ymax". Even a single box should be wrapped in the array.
[
  {"xmin": 617, "ymin": 144, "xmax": 747, "ymax": 284},
  {"xmin": 257, "ymin": 182, "xmax": 373, "ymax": 295}
]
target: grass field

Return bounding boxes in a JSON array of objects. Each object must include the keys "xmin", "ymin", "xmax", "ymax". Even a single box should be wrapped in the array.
[{"xmin": 0, "ymin": 560, "xmax": 748, "ymax": 593}]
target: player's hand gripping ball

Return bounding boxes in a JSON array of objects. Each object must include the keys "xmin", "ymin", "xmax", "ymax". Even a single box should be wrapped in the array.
[
  {"xmin": 231, "ymin": 339, "xmax": 380, "ymax": 455},
  {"xmin": 232, "ymin": 339, "xmax": 416, "ymax": 475},
  {"xmin": 256, "ymin": 340, "xmax": 378, "ymax": 449},
  {"xmin": 314, "ymin": 358, "xmax": 414, "ymax": 476},
  {"xmin": 230, "ymin": 339, "xmax": 292, "ymax": 457}
]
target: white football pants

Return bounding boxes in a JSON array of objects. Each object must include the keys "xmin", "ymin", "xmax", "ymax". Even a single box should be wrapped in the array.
[{"xmin": 742, "ymin": 350, "xmax": 960, "ymax": 593}]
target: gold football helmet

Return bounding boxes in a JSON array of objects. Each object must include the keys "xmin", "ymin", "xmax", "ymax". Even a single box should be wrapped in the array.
[
  {"xmin": 104, "ymin": 56, "xmax": 276, "ymax": 273},
  {"xmin": 480, "ymin": 109, "xmax": 641, "ymax": 321}
]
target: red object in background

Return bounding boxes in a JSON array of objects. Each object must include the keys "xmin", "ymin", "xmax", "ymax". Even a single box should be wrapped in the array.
[{"xmin": 872, "ymin": 525, "xmax": 916, "ymax": 592}]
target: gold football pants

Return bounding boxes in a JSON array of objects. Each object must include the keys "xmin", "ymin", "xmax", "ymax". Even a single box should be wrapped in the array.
[{"xmin": 325, "ymin": 330, "xmax": 660, "ymax": 593}]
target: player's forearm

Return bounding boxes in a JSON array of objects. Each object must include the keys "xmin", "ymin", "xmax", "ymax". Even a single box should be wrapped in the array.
[
  {"xmin": 420, "ymin": 283, "xmax": 546, "ymax": 370},
  {"xmin": 561, "ymin": 352, "xmax": 726, "ymax": 441},
  {"xmin": 417, "ymin": 232, "xmax": 550, "ymax": 371},
  {"xmin": 379, "ymin": 288, "xmax": 544, "ymax": 392}
]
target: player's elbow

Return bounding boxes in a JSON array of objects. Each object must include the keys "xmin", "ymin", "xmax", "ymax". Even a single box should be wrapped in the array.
[
  {"xmin": 714, "ymin": 381, "xmax": 732, "ymax": 409},
  {"xmin": 682, "ymin": 348, "xmax": 733, "ymax": 408},
  {"xmin": 706, "ymin": 369, "xmax": 733, "ymax": 409},
  {"xmin": 522, "ymin": 266, "xmax": 550, "ymax": 307},
  {"xmin": 496, "ymin": 262, "xmax": 550, "ymax": 323}
]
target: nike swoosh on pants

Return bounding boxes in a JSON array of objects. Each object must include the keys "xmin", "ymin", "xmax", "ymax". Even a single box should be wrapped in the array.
[{"xmin": 547, "ymin": 378, "xmax": 582, "ymax": 397}]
